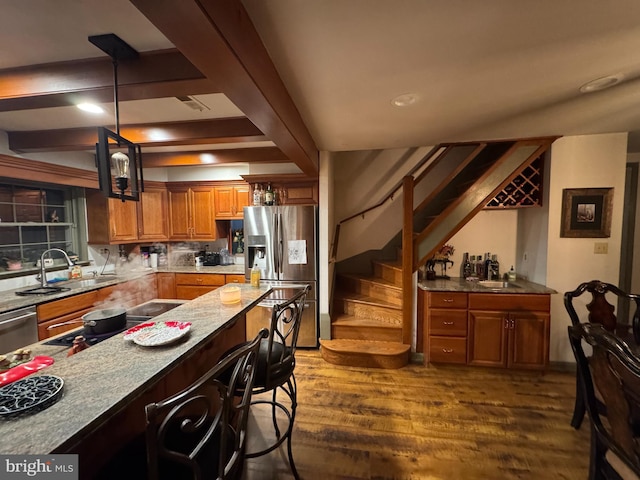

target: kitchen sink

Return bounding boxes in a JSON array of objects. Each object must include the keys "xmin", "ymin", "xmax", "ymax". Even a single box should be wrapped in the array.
[
  {"xmin": 15, "ymin": 286, "xmax": 71, "ymax": 296},
  {"xmin": 67, "ymin": 277, "xmax": 115, "ymax": 288},
  {"xmin": 478, "ymin": 280, "xmax": 520, "ymax": 289}
]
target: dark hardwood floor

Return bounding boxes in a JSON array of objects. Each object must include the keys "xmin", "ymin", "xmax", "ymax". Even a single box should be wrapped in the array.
[{"xmin": 243, "ymin": 350, "xmax": 590, "ymax": 480}]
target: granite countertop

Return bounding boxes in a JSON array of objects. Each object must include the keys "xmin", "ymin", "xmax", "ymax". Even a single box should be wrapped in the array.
[
  {"xmin": 418, "ymin": 277, "xmax": 557, "ymax": 294},
  {"xmin": 0, "ymin": 283, "xmax": 271, "ymax": 455},
  {"xmin": 0, "ymin": 265, "xmax": 246, "ymax": 314}
]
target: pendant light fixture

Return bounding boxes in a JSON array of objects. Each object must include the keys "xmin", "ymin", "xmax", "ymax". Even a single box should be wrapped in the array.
[{"xmin": 90, "ymin": 33, "xmax": 144, "ymax": 202}]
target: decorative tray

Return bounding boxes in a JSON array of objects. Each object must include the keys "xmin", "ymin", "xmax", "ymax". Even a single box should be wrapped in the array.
[
  {"xmin": 0, "ymin": 356, "xmax": 55, "ymax": 387},
  {"xmin": 123, "ymin": 321, "xmax": 192, "ymax": 347},
  {"xmin": 0, "ymin": 375, "xmax": 64, "ymax": 419}
]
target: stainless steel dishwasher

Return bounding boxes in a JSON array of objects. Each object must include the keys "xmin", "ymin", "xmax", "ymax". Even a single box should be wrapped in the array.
[{"xmin": 0, "ymin": 306, "xmax": 38, "ymax": 354}]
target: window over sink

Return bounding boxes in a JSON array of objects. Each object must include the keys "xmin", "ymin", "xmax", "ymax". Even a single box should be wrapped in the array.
[{"xmin": 0, "ymin": 180, "xmax": 87, "ymax": 278}]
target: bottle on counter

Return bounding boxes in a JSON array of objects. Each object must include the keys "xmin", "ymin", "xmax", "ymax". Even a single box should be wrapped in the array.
[
  {"xmin": 251, "ymin": 261, "xmax": 261, "ymax": 287},
  {"xmin": 484, "ymin": 252, "xmax": 492, "ymax": 280},
  {"xmin": 264, "ymin": 183, "xmax": 274, "ymax": 206},
  {"xmin": 508, "ymin": 265, "xmax": 517, "ymax": 282},
  {"xmin": 462, "ymin": 252, "xmax": 472, "ymax": 279},
  {"xmin": 476, "ymin": 253, "xmax": 485, "ymax": 280},
  {"xmin": 490, "ymin": 254, "xmax": 500, "ymax": 280}
]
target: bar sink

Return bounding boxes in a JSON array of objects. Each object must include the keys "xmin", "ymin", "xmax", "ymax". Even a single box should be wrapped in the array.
[{"xmin": 478, "ymin": 280, "xmax": 520, "ymax": 289}]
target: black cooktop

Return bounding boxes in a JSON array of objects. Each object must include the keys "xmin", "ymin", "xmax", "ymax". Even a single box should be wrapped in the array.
[
  {"xmin": 43, "ymin": 301, "xmax": 185, "ymax": 348},
  {"xmin": 42, "ymin": 319, "xmax": 140, "ymax": 347}
]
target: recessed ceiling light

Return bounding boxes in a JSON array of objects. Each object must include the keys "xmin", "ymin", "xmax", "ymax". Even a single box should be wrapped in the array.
[
  {"xmin": 579, "ymin": 74, "xmax": 624, "ymax": 93},
  {"xmin": 77, "ymin": 103, "xmax": 105, "ymax": 114},
  {"xmin": 391, "ymin": 93, "xmax": 419, "ymax": 107}
]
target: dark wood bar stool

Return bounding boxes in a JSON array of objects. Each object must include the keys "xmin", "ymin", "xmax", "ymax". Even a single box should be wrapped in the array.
[
  {"xmin": 228, "ymin": 284, "xmax": 310, "ymax": 480},
  {"xmin": 564, "ymin": 280, "xmax": 640, "ymax": 429},
  {"xmin": 99, "ymin": 328, "xmax": 267, "ymax": 480}
]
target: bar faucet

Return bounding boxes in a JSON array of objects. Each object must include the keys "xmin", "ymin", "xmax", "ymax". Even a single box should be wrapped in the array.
[{"xmin": 39, "ymin": 248, "xmax": 74, "ymax": 288}]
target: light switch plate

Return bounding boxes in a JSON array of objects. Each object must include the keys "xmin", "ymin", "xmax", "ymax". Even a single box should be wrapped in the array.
[{"xmin": 594, "ymin": 242, "xmax": 608, "ymax": 254}]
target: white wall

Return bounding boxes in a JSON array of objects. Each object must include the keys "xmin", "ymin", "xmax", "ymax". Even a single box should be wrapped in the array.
[
  {"xmin": 446, "ymin": 210, "xmax": 518, "ymax": 277},
  {"xmin": 546, "ymin": 133, "xmax": 628, "ymax": 363}
]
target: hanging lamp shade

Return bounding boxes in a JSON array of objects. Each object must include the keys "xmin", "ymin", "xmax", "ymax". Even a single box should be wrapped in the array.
[{"xmin": 90, "ymin": 33, "xmax": 144, "ymax": 202}]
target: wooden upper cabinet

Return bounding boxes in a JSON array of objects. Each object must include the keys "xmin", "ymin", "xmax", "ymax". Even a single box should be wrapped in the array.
[
  {"xmin": 137, "ymin": 186, "xmax": 168, "ymax": 241},
  {"xmin": 87, "ymin": 190, "xmax": 138, "ymax": 244},
  {"xmin": 87, "ymin": 183, "xmax": 168, "ymax": 244},
  {"xmin": 168, "ymin": 185, "xmax": 217, "ymax": 240},
  {"xmin": 214, "ymin": 183, "xmax": 250, "ymax": 219}
]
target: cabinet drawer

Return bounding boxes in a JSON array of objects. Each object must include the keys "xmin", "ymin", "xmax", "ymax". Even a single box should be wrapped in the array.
[
  {"xmin": 175, "ymin": 273, "xmax": 225, "ymax": 286},
  {"xmin": 429, "ymin": 310, "xmax": 467, "ymax": 336},
  {"xmin": 225, "ymin": 274, "xmax": 246, "ymax": 284},
  {"xmin": 468, "ymin": 293, "xmax": 550, "ymax": 312},
  {"xmin": 429, "ymin": 292, "xmax": 467, "ymax": 309},
  {"xmin": 37, "ymin": 290, "xmax": 99, "ymax": 322},
  {"xmin": 429, "ymin": 337, "xmax": 467, "ymax": 364}
]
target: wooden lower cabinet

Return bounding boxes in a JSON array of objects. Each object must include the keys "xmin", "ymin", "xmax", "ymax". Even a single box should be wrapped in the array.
[
  {"xmin": 467, "ymin": 293, "xmax": 550, "ymax": 370},
  {"xmin": 156, "ymin": 273, "xmax": 176, "ymax": 299},
  {"xmin": 421, "ymin": 290, "xmax": 550, "ymax": 370},
  {"xmin": 423, "ymin": 291, "xmax": 468, "ymax": 365},
  {"xmin": 175, "ymin": 273, "xmax": 225, "ymax": 300}
]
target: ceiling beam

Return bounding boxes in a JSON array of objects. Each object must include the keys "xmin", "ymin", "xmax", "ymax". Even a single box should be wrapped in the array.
[
  {"xmin": 8, "ymin": 117, "xmax": 265, "ymax": 153},
  {"xmin": 142, "ymin": 146, "xmax": 288, "ymax": 167},
  {"xmin": 130, "ymin": 0, "xmax": 319, "ymax": 177},
  {"xmin": 0, "ymin": 49, "xmax": 218, "ymax": 111}
]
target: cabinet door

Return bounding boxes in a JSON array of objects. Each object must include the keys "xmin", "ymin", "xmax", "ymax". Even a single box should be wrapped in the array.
[
  {"xmin": 157, "ymin": 273, "xmax": 176, "ymax": 299},
  {"xmin": 468, "ymin": 311, "xmax": 508, "ymax": 367},
  {"xmin": 190, "ymin": 187, "xmax": 217, "ymax": 239},
  {"xmin": 108, "ymin": 198, "xmax": 138, "ymax": 242},
  {"xmin": 168, "ymin": 188, "xmax": 191, "ymax": 240},
  {"xmin": 214, "ymin": 186, "xmax": 235, "ymax": 218},
  {"xmin": 176, "ymin": 285, "xmax": 219, "ymax": 300},
  {"xmin": 138, "ymin": 188, "xmax": 168, "ymax": 241},
  {"xmin": 233, "ymin": 185, "xmax": 250, "ymax": 216},
  {"xmin": 509, "ymin": 312, "xmax": 550, "ymax": 369}
]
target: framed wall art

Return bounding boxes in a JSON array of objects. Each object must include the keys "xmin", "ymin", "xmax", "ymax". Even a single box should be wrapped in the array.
[{"xmin": 560, "ymin": 187, "xmax": 613, "ymax": 238}]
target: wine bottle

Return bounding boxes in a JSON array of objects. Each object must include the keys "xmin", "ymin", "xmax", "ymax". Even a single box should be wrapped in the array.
[
  {"xmin": 253, "ymin": 183, "xmax": 262, "ymax": 206},
  {"xmin": 265, "ymin": 183, "xmax": 274, "ymax": 206},
  {"xmin": 462, "ymin": 253, "xmax": 472, "ymax": 279}
]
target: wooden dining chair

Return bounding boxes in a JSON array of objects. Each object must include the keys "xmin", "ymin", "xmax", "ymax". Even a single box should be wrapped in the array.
[
  {"xmin": 569, "ymin": 322, "xmax": 640, "ymax": 480},
  {"xmin": 564, "ymin": 280, "xmax": 640, "ymax": 429},
  {"xmin": 99, "ymin": 328, "xmax": 268, "ymax": 480}
]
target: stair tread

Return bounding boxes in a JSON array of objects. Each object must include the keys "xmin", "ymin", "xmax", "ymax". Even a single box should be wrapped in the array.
[
  {"xmin": 333, "ymin": 314, "xmax": 400, "ymax": 329},
  {"xmin": 320, "ymin": 339, "xmax": 410, "ymax": 355},
  {"xmin": 338, "ymin": 273, "xmax": 402, "ymax": 291},
  {"xmin": 336, "ymin": 292, "xmax": 402, "ymax": 309},
  {"xmin": 372, "ymin": 259, "xmax": 402, "ymax": 270}
]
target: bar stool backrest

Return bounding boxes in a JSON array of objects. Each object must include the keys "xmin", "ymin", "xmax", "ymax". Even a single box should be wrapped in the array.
[{"xmin": 144, "ymin": 328, "xmax": 268, "ymax": 480}]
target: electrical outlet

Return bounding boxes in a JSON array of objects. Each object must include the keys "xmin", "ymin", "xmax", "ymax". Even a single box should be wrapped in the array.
[{"xmin": 594, "ymin": 242, "xmax": 608, "ymax": 254}]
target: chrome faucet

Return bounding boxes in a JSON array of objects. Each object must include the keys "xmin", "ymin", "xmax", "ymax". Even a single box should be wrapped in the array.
[{"xmin": 39, "ymin": 248, "xmax": 74, "ymax": 287}]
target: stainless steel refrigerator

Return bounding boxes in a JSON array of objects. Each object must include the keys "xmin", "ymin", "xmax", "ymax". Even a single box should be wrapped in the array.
[{"xmin": 243, "ymin": 205, "xmax": 318, "ymax": 347}]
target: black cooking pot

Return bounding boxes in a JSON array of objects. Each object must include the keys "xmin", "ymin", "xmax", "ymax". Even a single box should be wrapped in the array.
[{"xmin": 81, "ymin": 308, "xmax": 127, "ymax": 335}]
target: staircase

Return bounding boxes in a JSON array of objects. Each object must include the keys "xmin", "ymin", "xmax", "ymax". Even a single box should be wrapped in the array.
[
  {"xmin": 322, "ymin": 138, "xmax": 558, "ymax": 369},
  {"xmin": 320, "ymin": 259, "xmax": 410, "ymax": 368}
]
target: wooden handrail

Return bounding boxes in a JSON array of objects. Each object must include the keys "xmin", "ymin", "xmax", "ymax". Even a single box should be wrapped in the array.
[{"xmin": 329, "ymin": 145, "xmax": 443, "ymax": 263}]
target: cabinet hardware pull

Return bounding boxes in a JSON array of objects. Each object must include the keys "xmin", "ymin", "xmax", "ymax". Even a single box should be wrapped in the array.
[
  {"xmin": 443, "ymin": 321, "xmax": 454, "ymax": 325},
  {"xmin": 504, "ymin": 318, "xmax": 509, "ymax": 328},
  {"xmin": 443, "ymin": 299, "xmax": 454, "ymax": 303},
  {"xmin": 442, "ymin": 348, "xmax": 454, "ymax": 353}
]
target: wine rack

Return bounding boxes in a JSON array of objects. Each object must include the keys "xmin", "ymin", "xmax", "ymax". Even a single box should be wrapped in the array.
[{"xmin": 485, "ymin": 155, "xmax": 544, "ymax": 209}]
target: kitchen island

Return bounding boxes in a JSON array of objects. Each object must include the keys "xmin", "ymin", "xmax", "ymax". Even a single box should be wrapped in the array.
[{"xmin": 0, "ymin": 283, "xmax": 271, "ymax": 476}]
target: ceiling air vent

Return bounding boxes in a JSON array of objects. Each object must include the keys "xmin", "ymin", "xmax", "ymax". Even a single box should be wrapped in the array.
[{"xmin": 176, "ymin": 95, "xmax": 210, "ymax": 112}]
